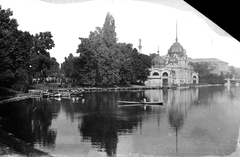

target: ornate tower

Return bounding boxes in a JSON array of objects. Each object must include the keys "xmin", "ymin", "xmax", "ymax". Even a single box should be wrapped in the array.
[
  {"xmin": 138, "ymin": 39, "xmax": 142, "ymax": 53},
  {"xmin": 176, "ymin": 21, "xmax": 178, "ymax": 42}
]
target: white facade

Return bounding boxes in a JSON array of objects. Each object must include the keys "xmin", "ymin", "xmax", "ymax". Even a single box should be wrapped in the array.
[{"xmin": 145, "ymin": 38, "xmax": 199, "ymax": 87}]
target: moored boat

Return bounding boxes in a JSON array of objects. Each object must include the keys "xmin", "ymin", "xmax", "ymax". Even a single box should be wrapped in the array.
[
  {"xmin": 70, "ymin": 88, "xmax": 84, "ymax": 97},
  {"xmin": 45, "ymin": 89, "xmax": 62, "ymax": 97},
  {"xmin": 41, "ymin": 88, "xmax": 84, "ymax": 98},
  {"xmin": 53, "ymin": 93, "xmax": 62, "ymax": 97},
  {"xmin": 58, "ymin": 89, "xmax": 72, "ymax": 97},
  {"xmin": 40, "ymin": 92, "xmax": 50, "ymax": 98}
]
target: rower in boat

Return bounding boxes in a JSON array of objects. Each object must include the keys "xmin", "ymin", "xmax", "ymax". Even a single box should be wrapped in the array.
[
  {"xmin": 141, "ymin": 98, "xmax": 147, "ymax": 110},
  {"xmin": 118, "ymin": 101, "xmax": 163, "ymax": 105},
  {"xmin": 118, "ymin": 99, "xmax": 163, "ymax": 107},
  {"xmin": 141, "ymin": 97, "xmax": 146, "ymax": 103}
]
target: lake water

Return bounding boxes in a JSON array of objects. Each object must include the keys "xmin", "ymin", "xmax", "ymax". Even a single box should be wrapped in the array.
[{"xmin": 0, "ymin": 86, "xmax": 240, "ymax": 157}]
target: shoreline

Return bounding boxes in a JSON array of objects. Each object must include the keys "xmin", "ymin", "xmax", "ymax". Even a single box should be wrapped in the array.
[{"xmin": 0, "ymin": 84, "xmax": 225, "ymax": 104}]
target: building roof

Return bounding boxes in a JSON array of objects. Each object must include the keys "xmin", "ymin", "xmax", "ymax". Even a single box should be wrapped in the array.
[
  {"xmin": 152, "ymin": 55, "xmax": 165, "ymax": 65},
  {"xmin": 190, "ymin": 58, "xmax": 228, "ymax": 64},
  {"xmin": 168, "ymin": 21, "xmax": 185, "ymax": 55},
  {"xmin": 168, "ymin": 41, "xmax": 184, "ymax": 54}
]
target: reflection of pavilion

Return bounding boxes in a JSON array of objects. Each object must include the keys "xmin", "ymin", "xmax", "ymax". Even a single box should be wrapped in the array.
[
  {"xmin": 145, "ymin": 90, "xmax": 163, "ymax": 102},
  {"xmin": 168, "ymin": 88, "xmax": 199, "ymax": 154},
  {"xmin": 144, "ymin": 88, "xmax": 199, "ymax": 105},
  {"xmin": 145, "ymin": 88, "xmax": 199, "ymax": 154}
]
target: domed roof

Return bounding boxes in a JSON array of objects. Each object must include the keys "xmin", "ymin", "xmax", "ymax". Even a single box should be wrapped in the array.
[
  {"xmin": 152, "ymin": 55, "xmax": 165, "ymax": 66},
  {"xmin": 168, "ymin": 41, "xmax": 184, "ymax": 54}
]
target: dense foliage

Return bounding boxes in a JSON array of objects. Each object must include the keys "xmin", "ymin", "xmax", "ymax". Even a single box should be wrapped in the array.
[
  {"xmin": 62, "ymin": 12, "xmax": 151, "ymax": 86},
  {"xmin": 189, "ymin": 62, "xmax": 225, "ymax": 84},
  {"xmin": 0, "ymin": 6, "xmax": 58, "ymax": 90},
  {"xmin": 228, "ymin": 66, "xmax": 240, "ymax": 79}
]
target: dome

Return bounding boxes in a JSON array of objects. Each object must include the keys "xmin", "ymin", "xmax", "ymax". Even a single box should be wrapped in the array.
[
  {"xmin": 168, "ymin": 41, "xmax": 184, "ymax": 54},
  {"xmin": 152, "ymin": 55, "xmax": 165, "ymax": 68}
]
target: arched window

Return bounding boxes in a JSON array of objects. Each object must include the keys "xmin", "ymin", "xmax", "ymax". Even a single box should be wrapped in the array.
[
  {"xmin": 153, "ymin": 72, "xmax": 159, "ymax": 76},
  {"xmin": 163, "ymin": 72, "xmax": 168, "ymax": 77},
  {"xmin": 193, "ymin": 75, "xmax": 197, "ymax": 84}
]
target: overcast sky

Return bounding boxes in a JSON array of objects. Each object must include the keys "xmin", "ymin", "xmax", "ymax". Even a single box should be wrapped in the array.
[{"xmin": 1, "ymin": 0, "xmax": 240, "ymax": 67}]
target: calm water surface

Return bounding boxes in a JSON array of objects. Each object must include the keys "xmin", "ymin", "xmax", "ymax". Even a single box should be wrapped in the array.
[{"xmin": 0, "ymin": 86, "xmax": 240, "ymax": 156}]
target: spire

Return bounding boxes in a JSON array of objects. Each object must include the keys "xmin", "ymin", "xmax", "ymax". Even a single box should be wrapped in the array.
[
  {"xmin": 157, "ymin": 45, "xmax": 160, "ymax": 55},
  {"xmin": 138, "ymin": 38, "xmax": 142, "ymax": 53},
  {"xmin": 176, "ymin": 21, "xmax": 178, "ymax": 42}
]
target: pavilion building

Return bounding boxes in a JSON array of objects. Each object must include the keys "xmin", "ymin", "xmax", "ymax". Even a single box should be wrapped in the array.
[{"xmin": 145, "ymin": 23, "xmax": 199, "ymax": 87}]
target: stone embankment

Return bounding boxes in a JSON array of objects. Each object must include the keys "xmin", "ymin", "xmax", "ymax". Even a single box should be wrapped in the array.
[
  {"xmin": 82, "ymin": 84, "xmax": 223, "ymax": 92},
  {"xmin": 0, "ymin": 94, "xmax": 39, "ymax": 105},
  {"xmin": 82, "ymin": 86, "xmax": 160, "ymax": 92}
]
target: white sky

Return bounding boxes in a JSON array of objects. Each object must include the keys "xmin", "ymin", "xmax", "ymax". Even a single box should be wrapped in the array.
[{"xmin": 1, "ymin": 0, "xmax": 240, "ymax": 67}]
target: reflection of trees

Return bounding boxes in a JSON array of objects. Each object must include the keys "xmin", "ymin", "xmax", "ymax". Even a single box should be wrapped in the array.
[
  {"xmin": 0, "ymin": 98, "xmax": 60, "ymax": 148},
  {"xmin": 60, "ymin": 98, "xmax": 84, "ymax": 122},
  {"xmin": 78, "ymin": 91, "xmax": 143, "ymax": 157},
  {"xmin": 80, "ymin": 114, "xmax": 118, "ymax": 156},
  {"xmin": 168, "ymin": 109, "xmax": 184, "ymax": 130},
  {"xmin": 79, "ymin": 113, "xmax": 141, "ymax": 157},
  {"xmin": 31, "ymin": 99, "xmax": 60, "ymax": 148}
]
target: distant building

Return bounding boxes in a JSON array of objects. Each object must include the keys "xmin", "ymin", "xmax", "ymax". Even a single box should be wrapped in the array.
[
  {"xmin": 145, "ymin": 22, "xmax": 199, "ymax": 87},
  {"xmin": 189, "ymin": 58, "xmax": 229, "ymax": 75}
]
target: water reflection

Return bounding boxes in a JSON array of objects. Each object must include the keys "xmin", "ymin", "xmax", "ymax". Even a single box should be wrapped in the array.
[
  {"xmin": 1, "ymin": 86, "xmax": 240, "ymax": 156},
  {"xmin": 0, "ymin": 98, "xmax": 60, "ymax": 148},
  {"xmin": 144, "ymin": 88, "xmax": 199, "ymax": 154},
  {"xmin": 78, "ymin": 92, "xmax": 145, "ymax": 157}
]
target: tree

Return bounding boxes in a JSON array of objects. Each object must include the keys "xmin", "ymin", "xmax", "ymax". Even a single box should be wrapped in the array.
[
  {"xmin": 62, "ymin": 53, "xmax": 75, "ymax": 78},
  {"xmin": 116, "ymin": 43, "xmax": 134, "ymax": 84},
  {"xmin": 32, "ymin": 32, "xmax": 54, "ymax": 57},
  {"xmin": 189, "ymin": 62, "xmax": 212, "ymax": 77},
  {"xmin": 0, "ymin": 7, "xmax": 36, "ymax": 89},
  {"xmin": 46, "ymin": 57, "xmax": 59, "ymax": 77},
  {"xmin": 75, "ymin": 12, "xmax": 152, "ymax": 86},
  {"xmin": 130, "ymin": 48, "xmax": 151, "ymax": 84},
  {"xmin": 0, "ymin": 6, "xmax": 19, "ymax": 87},
  {"xmin": 61, "ymin": 53, "xmax": 78, "ymax": 83},
  {"xmin": 0, "ymin": 6, "xmax": 56, "ymax": 89},
  {"xmin": 102, "ymin": 12, "xmax": 117, "ymax": 47},
  {"xmin": 29, "ymin": 32, "xmax": 55, "ymax": 83},
  {"xmin": 76, "ymin": 12, "xmax": 121, "ymax": 86},
  {"xmin": 189, "ymin": 62, "xmax": 225, "ymax": 84}
]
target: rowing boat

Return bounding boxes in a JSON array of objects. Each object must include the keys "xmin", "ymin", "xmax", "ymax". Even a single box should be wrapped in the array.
[{"xmin": 118, "ymin": 101, "xmax": 163, "ymax": 106}]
